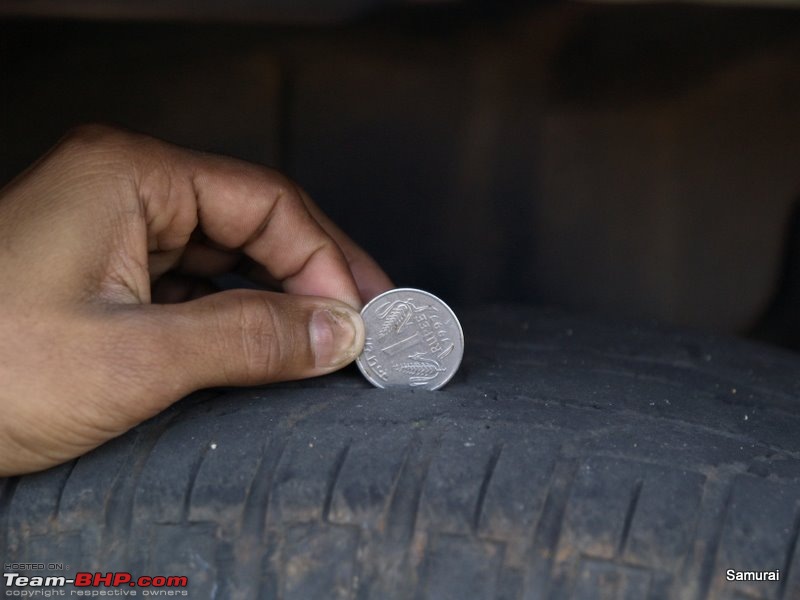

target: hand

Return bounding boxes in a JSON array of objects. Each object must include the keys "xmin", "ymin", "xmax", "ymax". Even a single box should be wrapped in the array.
[{"xmin": 0, "ymin": 125, "xmax": 393, "ymax": 475}]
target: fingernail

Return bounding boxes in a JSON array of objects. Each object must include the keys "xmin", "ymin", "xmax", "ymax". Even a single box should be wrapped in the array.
[{"xmin": 309, "ymin": 308, "xmax": 362, "ymax": 368}]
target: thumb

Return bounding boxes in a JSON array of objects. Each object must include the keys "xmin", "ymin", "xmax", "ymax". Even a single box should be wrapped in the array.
[{"xmin": 150, "ymin": 289, "xmax": 365, "ymax": 391}]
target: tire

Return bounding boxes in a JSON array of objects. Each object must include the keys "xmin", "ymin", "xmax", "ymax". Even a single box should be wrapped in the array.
[{"xmin": 2, "ymin": 307, "xmax": 799, "ymax": 599}]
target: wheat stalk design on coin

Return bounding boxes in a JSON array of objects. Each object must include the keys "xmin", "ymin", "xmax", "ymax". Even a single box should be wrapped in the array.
[
  {"xmin": 374, "ymin": 298, "xmax": 435, "ymax": 339},
  {"xmin": 395, "ymin": 353, "xmax": 446, "ymax": 386}
]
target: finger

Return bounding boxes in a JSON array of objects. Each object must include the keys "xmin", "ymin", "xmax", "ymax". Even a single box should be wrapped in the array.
[
  {"xmin": 296, "ymin": 188, "xmax": 394, "ymax": 302},
  {"xmin": 134, "ymin": 140, "xmax": 363, "ymax": 309},
  {"xmin": 53, "ymin": 126, "xmax": 364, "ymax": 309},
  {"xmin": 142, "ymin": 289, "xmax": 365, "ymax": 393},
  {"xmin": 170, "ymin": 192, "xmax": 392, "ymax": 301}
]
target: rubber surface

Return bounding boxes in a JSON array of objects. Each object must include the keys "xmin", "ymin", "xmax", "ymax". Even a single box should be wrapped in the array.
[{"xmin": 2, "ymin": 307, "xmax": 800, "ymax": 599}]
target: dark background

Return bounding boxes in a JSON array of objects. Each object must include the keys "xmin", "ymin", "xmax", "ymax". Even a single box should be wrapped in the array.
[{"xmin": 2, "ymin": 1, "xmax": 800, "ymax": 346}]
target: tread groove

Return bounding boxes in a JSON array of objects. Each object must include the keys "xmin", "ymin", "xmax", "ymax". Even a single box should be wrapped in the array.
[
  {"xmin": 182, "ymin": 442, "xmax": 211, "ymax": 523},
  {"xmin": 234, "ymin": 437, "xmax": 288, "ymax": 600},
  {"xmin": 323, "ymin": 441, "xmax": 351, "ymax": 523},
  {"xmin": 0, "ymin": 477, "xmax": 20, "ymax": 557},
  {"xmin": 695, "ymin": 483, "xmax": 735, "ymax": 600},
  {"xmin": 241, "ymin": 436, "xmax": 287, "ymax": 536},
  {"xmin": 408, "ymin": 433, "xmax": 443, "ymax": 539},
  {"xmin": 473, "ymin": 443, "xmax": 503, "ymax": 533},
  {"xmin": 385, "ymin": 431, "xmax": 443, "ymax": 542},
  {"xmin": 779, "ymin": 506, "xmax": 800, "ymax": 600},
  {"xmin": 53, "ymin": 459, "xmax": 79, "ymax": 518},
  {"xmin": 539, "ymin": 459, "xmax": 579, "ymax": 554},
  {"xmin": 381, "ymin": 442, "xmax": 413, "ymax": 529},
  {"xmin": 618, "ymin": 479, "xmax": 643, "ymax": 556},
  {"xmin": 102, "ymin": 414, "xmax": 181, "ymax": 560},
  {"xmin": 523, "ymin": 459, "xmax": 580, "ymax": 598}
]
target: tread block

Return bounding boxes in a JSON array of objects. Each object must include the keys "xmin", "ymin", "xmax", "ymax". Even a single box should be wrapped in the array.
[
  {"xmin": 280, "ymin": 523, "xmax": 359, "ymax": 600},
  {"xmin": 415, "ymin": 533, "xmax": 503, "ymax": 600},
  {"xmin": 133, "ymin": 417, "xmax": 217, "ymax": 524},
  {"xmin": 621, "ymin": 467, "xmax": 705, "ymax": 571},
  {"xmin": 6, "ymin": 463, "xmax": 74, "ymax": 551},
  {"xmin": 711, "ymin": 476, "xmax": 800, "ymax": 600},
  {"xmin": 558, "ymin": 457, "xmax": 704, "ymax": 570},
  {"xmin": 57, "ymin": 435, "xmax": 133, "ymax": 529},
  {"xmin": 557, "ymin": 457, "xmax": 644, "ymax": 562},
  {"xmin": 187, "ymin": 417, "xmax": 268, "ymax": 525},
  {"xmin": 477, "ymin": 431, "xmax": 560, "ymax": 540},
  {"xmin": 417, "ymin": 431, "xmax": 500, "ymax": 535},
  {"xmin": 328, "ymin": 430, "xmax": 410, "ymax": 529},
  {"xmin": 267, "ymin": 427, "xmax": 350, "ymax": 525}
]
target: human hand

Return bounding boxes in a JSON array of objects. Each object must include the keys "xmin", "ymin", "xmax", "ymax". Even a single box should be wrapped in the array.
[{"xmin": 0, "ymin": 125, "xmax": 393, "ymax": 475}]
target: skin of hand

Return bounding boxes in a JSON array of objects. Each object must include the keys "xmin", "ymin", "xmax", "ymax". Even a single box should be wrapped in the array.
[{"xmin": 0, "ymin": 125, "xmax": 393, "ymax": 476}]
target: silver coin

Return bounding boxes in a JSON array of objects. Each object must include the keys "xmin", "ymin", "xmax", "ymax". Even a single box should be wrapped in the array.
[{"xmin": 356, "ymin": 288, "xmax": 464, "ymax": 390}]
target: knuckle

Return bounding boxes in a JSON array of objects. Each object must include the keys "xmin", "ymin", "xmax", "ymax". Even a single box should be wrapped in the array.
[
  {"xmin": 257, "ymin": 170, "xmax": 302, "ymax": 213},
  {"xmin": 223, "ymin": 293, "xmax": 287, "ymax": 382},
  {"xmin": 239, "ymin": 175, "xmax": 305, "ymax": 249}
]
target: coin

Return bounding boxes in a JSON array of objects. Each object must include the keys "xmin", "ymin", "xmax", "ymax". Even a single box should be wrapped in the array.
[{"xmin": 356, "ymin": 288, "xmax": 464, "ymax": 390}]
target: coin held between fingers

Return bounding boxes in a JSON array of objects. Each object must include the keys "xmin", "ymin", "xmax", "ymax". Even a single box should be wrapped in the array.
[{"xmin": 356, "ymin": 288, "xmax": 464, "ymax": 390}]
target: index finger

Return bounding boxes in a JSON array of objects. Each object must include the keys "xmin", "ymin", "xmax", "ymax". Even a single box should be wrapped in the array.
[
  {"xmin": 296, "ymin": 187, "xmax": 394, "ymax": 303},
  {"xmin": 137, "ymin": 140, "xmax": 363, "ymax": 309}
]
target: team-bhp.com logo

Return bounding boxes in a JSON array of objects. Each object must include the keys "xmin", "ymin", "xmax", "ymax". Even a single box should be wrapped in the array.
[{"xmin": 4, "ymin": 572, "xmax": 189, "ymax": 596}]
